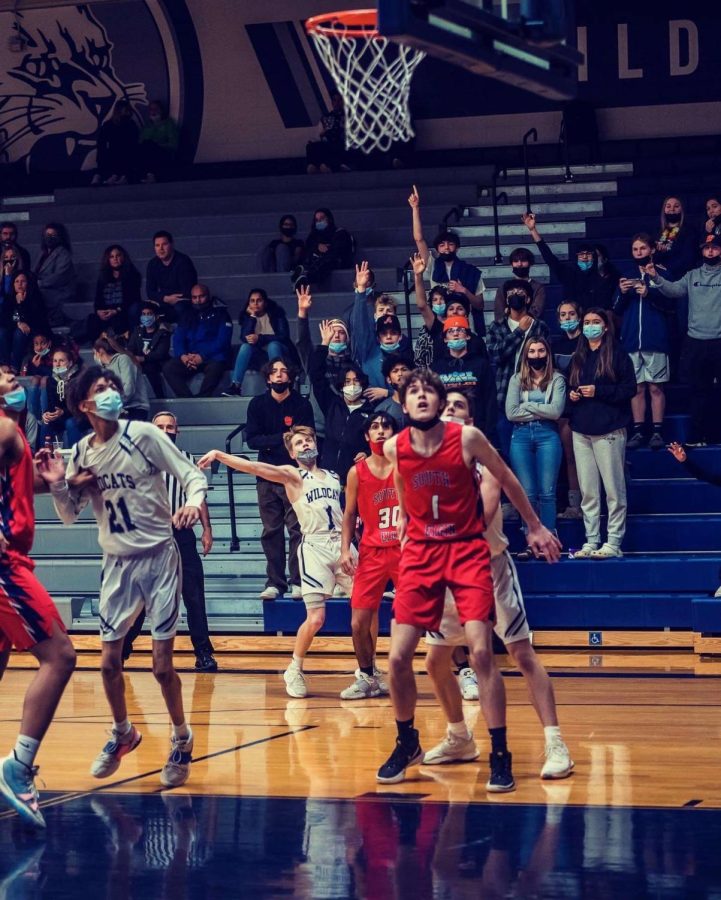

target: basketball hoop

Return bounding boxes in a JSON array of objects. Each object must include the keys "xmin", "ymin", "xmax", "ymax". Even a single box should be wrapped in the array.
[{"xmin": 305, "ymin": 9, "xmax": 425, "ymax": 154}]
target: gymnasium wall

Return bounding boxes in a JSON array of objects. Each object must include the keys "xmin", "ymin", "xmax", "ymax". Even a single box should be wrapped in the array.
[{"xmin": 0, "ymin": 0, "xmax": 717, "ymax": 173}]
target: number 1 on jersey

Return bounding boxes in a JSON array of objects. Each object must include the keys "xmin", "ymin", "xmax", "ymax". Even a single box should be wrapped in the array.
[
  {"xmin": 325, "ymin": 505, "xmax": 335, "ymax": 531},
  {"xmin": 431, "ymin": 494, "xmax": 439, "ymax": 520}
]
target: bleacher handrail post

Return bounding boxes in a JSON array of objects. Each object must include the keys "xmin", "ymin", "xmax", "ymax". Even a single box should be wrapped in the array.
[
  {"xmin": 522, "ymin": 128, "xmax": 538, "ymax": 213},
  {"xmin": 225, "ymin": 422, "xmax": 246, "ymax": 553}
]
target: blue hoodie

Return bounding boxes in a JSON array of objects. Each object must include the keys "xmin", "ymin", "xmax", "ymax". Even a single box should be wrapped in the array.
[
  {"xmin": 349, "ymin": 289, "xmax": 412, "ymax": 388},
  {"xmin": 613, "ymin": 262, "xmax": 674, "ymax": 354}
]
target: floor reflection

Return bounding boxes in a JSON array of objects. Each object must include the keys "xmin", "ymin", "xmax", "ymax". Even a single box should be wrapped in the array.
[{"xmin": 1, "ymin": 794, "xmax": 720, "ymax": 898}]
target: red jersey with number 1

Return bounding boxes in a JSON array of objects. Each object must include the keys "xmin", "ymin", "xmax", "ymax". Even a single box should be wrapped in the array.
[
  {"xmin": 356, "ymin": 457, "xmax": 399, "ymax": 548},
  {"xmin": 396, "ymin": 421, "xmax": 485, "ymax": 543},
  {"xmin": 0, "ymin": 411, "xmax": 35, "ymax": 558}
]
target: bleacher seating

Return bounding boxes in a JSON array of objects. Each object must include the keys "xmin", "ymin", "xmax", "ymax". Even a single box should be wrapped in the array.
[{"xmin": 5, "ymin": 151, "xmax": 721, "ymax": 649}]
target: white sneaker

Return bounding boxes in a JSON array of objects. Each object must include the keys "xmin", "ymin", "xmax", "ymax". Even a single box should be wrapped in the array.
[
  {"xmin": 160, "ymin": 729, "xmax": 193, "ymax": 788},
  {"xmin": 541, "ymin": 736, "xmax": 574, "ymax": 779},
  {"xmin": 284, "ymin": 665, "xmax": 307, "ymax": 698},
  {"xmin": 290, "ymin": 585, "xmax": 303, "ymax": 600},
  {"xmin": 89, "ymin": 726, "xmax": 142, "ymax": 778},
  {"xmin": 714, "ymin": 585, "xmax": 721, "ymax": 598},
  {"xmin": 458, "ymin": 667, "xmax": 479, "ymax": 701},
  {"xmin": 569, "ymin": 543, "xmax": 598, "ymax": 559},
  {"xmin": 340, "ymin": 672, "xmax": 381, "ymax": 700},
  {"xmin": 589, "ymin": 542, "xmax": 623, "ymax": 560},
  {"xmin": 558, "ymin": 506, "xmax": 582, "ymax": 519},
  {"xmin": 373, "ymin": 664, "xmax": 389, "ymax": 695},
  {"xmin": 382, "ymin": 588, "xmax": 395, "ymax": 600},
  {"xmin": 260, "ymin": 586, "xmax": 279, "ymax": 601},
  {"xmin": 422, "ymin": 730, "xmax": 479, "ymax": 765}
]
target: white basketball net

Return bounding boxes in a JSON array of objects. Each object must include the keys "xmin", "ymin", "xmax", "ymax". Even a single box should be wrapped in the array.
[{"xmin": 309, "ymin": 25, "xmax": 425, "ymax": 154}]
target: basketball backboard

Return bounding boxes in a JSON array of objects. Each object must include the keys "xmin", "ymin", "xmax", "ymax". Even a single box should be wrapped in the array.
[{"xmin": 377, "ymin": 0, "xmax": 581, "ymax": 100}]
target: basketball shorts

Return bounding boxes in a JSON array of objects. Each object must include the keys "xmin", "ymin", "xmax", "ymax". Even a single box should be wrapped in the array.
[
  {"xmin": 351, "ymin": 544, "xmax": 400, "ymax": 610},
  {"xmin": 0, "ymin": 552, "xmax": 66, "ymax": 653},
  {"xmin": 425, "ymin": 550, "xmax": 530, "ymax": 647},
  {"xmin": 298, "ymin": 535, "xmax": 356, "ymax": 608},
  {"xmin": 393, "ymin": 537, "xmax": 493, "ymax": 631},
  {"xmin": 629, "ymin": 350, "xmax": 670, "ymax": 384},
  {"xmin": 99, "ymin": 539, "xmax": 181, "ymax": 642}
]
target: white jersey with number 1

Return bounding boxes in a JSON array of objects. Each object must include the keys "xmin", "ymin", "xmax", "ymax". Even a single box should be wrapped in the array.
[{"xmin": 291, "ymin": 468, "xmax": 343, "ymax": 536}]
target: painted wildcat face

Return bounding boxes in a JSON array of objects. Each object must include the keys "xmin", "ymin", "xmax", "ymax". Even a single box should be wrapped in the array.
[{"xmin": 0, "ymin": 7, "xmax": 147, "ymax": 171}]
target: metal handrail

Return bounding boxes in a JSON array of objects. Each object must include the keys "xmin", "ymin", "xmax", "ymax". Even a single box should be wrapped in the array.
[
  {"xmin": 438, "ymin": 205, "xmax": 463, "ymax": 233},
  {"xmin": 559, "ymin": 115, "xmax": 575, "ymax": 183},
  {"xmin": 492, "ymin": 188, "xmax": 508, "ymax": 265},
  {"xmin": 224, "ymin": 421, "xmax": 246, "ymax": 552},
  {"xmin": 397, "ymin": 259, "xmax": 415, "ymax": 338},
  {"xmin": 522, "ymin": 127, "xmax": 538, "ymax": 213}
]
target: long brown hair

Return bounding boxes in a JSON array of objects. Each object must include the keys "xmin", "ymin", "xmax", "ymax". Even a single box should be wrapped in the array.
[
  {"xmin": 519, "ymin": 337, "xmax": 554, "ymax": 392},
  {"xmin": 568, "ymin": 308, "xmax": 616, "ymax": 387}
]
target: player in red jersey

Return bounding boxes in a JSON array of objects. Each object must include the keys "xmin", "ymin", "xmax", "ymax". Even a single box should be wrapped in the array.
[
  {"xmin": 340, "ymin": 412, "xmax": 399, "ymax": 699},
  {"xmin": 377, "ymin": 369, "xmax": 561, "ymax": 785},
  {"xmin": 0, "ymin": 370, "xmax": 76, "ymax": 827}
]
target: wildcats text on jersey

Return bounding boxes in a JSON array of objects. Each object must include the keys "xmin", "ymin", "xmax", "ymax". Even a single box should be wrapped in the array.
[
  {"xmin": 306, "ymin": 485, "xmax": 341, "ymax": 504},
  {"xmin": 96, "ymin": 473, "xmax": 137, "ymax": 491}
]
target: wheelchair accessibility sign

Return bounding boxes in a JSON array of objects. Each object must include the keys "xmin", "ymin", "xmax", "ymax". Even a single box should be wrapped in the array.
[{"xmin": 589, "ymin": 631, "xmax": 602, "ymax": 647}]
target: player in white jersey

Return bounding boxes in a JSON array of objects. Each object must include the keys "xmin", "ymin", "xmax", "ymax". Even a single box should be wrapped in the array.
[
  {"xmin": 198, "ymin": 425, "xmax": 354, "ymax": 699},
  {"xmin": 36, "ymin": 367, "xmax": 207, "ymax": 788},
  {"xmin": 422, "ymin": 390, "xmax": 573, "ymax": 784}
]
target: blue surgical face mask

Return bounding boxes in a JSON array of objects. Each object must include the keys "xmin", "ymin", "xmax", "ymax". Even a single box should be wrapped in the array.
[
  {"xmin": 380, "ymin": 341, "xmax": 400, "ymax": 353},
  {"xmin": 3, "ymin": 386, "xmax": 26, "ymax": 411},
  {"xmin": 37, "ymin": 346, "xmax": 51, "ymax": 357},
  {"xmin": 560, "ymin": 319, "xmax": 579, "ymax": 333},
  {"xmin": 53, "ymin": 366, "xmax": 68, "ymax": 377},
  {"xmin": 140, "ymin": 314, "xmax": 156, "ymax": 328},
  {"xmin": 432, "ymin": 302, "xmax": 446, "ymax": 316},
  {"xmin": 583, "ymin": 324, "xmax": 604, "ymax": 340},
  {"xmin": 577, "ymin": 259, "xmax": 593, "ymax": 271},
  {"xmin": 315, "ymin": 220, "xmax": 328, "ymax": 231},
  {"xmin": 93, "ymin": 388, "xmax": 123, "ymax": 421},
  {"xmin": 328, "ymin": 341, "xmax": 347, "ymax": 354},
  {"xmin": 447, "ymin": 338, "xmax": 467, "ymax": 352}
]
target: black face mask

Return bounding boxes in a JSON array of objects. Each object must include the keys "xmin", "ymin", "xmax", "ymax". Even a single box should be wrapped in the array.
[
  {"xmin": 270, "ymin": 382, "xmax": 289, "ymax": 393},
  {"xmin": 438, "ymin": 252, "xmax": 457, "ymax": 263},
  {"xmin": 704, "ymin": 255, "xmax": 721, "ymax": 267},
  {"xmin": 44, "ymin": 236, "xmax": 59, "ymax": 249},
  {"xmin": 507, "ymin": 294, "xmax": 528, "ymax": 312},
  {"xmin": 409, "ymin": 414, "xmax": 441, "ymax": 431},
  {"xmin": 166, "ymin": 431, "xmax": 177, "ymax": 444},
  {"xmin": 665, "ymin": 213, "xmax": 682, "ymax": 224},
  {"xmin": 512, "ymin": 265, "xmax": 530, "ymax": 278},
  {"xmin": 527, "ymin": 356, "xmax": 547, "ymax": 371},
  {"xmin": 635, "ymin": 254, "xmax": 652, "ymax": 266},
  {"xmin": 280, "ymin": 225, "xmax": 296, "ymax": 237}
]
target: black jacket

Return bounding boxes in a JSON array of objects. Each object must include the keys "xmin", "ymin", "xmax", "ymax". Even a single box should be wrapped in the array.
[
  {"xmin": 432, "ymin": 350, "xmax": 498, "ymax": 444},
  {"xmin": 537, "ymin": 239, "xmax": 618, "ymax": 310},
  {"xmin": 127, "ymin": 324, "xmax": 171, "ymax": 364},
  {"xmin": 145, "ymin": 251, "xmax": 198, "ymax": 307},
  {"xmin": 245, "ymin": 390, "xmax": 315, "ymax": 478},
  {"xmin": 567, "ymin": 342, "xmax": 636, "ymax": 436}
]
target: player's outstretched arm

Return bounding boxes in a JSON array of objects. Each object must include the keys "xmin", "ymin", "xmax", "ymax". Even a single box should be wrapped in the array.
[
  {"xmin": 462, "ymin": 426, "xmax": 561, "ymax": 562},
  {"xmin": 340, "ymin": 465, "xmax": 359, "ymax": 576},
  {"xmin": 197, "ymin": 449, "xmax": 303, "ymax": 489},
  {"xmin": 34, "ymin": 448, "xmax": 89, "ymax": 524}
]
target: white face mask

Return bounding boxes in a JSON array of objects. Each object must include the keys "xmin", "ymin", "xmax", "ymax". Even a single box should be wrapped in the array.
[
  {"xmin": 342, "ymin": 384, "xmax": 363, "ymax": 400},
  {"xmin": 441, "ymin": 414, "xmax": 466, "ymax": 425}
]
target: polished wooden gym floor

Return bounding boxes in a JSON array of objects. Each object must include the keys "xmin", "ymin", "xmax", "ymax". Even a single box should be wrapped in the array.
[{"xmin": 2, "ymin": 647, "xmax": 721, "ymax": 897}]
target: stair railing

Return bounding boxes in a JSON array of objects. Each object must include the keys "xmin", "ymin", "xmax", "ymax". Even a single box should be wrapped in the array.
[
  {"xmin": 522, "ymin": 127, "xmax": 538, "ymax": 213},
  {"xmin": 224, "ymin": 422, "xmax": 246, "ymax": 553}
]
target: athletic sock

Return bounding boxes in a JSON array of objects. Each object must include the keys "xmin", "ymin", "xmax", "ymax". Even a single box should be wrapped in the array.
[
  {"xmin": 652, "ymin": 422, "xmax": 663, "ymax": 433},
  {"xmin": 359, "ymin": 665, "xmax": 374, "ymax": 678},
  {"xmin": 632, "ymin": 422, "xmax": 644, "ymax": 433},
  {"xmin": 396, "ymin": 718, "xmax": 416, "ymax": 746},
  {"xmin": 488, "ymin": 726, "xmax": 508, "ymax": 755},
  {"xmin": 113, "ymin": 719, "xmax": 132, "ymax": 739},
  {"xmin": 172, "ymin": 722, "xmax": 191, "ymax": 742},
  {"xmin": 448, "ymin": 720, "xmax": 470, "ymax": 740},
  {"xmin": 291, "ymin": 654, "xmax": 304, "ymax": 671},
  {"xmin": 543, "ymin": 725, "xmax": 562, "ymax": 746},
  {"xmin": 13, "ymin": 735, "xmax": 40, "ymax": 769}
]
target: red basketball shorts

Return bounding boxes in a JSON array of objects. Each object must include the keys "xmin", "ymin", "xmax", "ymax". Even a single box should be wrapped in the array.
[
  {"xmin": 351, "ymin": 544, "xmax": 400, "ymax": 610},
  {"xmin": 0, "ymin": 552, "xmax": 66, "ymax": 653},
  {"xmin": 393, "ymin": 537, "xmax": 493, "ymax": 631}
]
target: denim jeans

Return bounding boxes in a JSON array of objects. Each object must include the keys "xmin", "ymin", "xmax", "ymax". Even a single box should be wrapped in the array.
[
  {"xmin": 232, "ymin": 340, "xmax": 286, "ymax": 386},
  {"xmin": 509, "ymin": 419, "xmax": 562, "ymax": 531}
]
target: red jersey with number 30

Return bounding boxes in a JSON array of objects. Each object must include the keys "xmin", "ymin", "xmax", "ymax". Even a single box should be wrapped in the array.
[
  {"xmin": 396, "ymin": 421, "xmax": 484, "ymax": 542},
  {"xmin": 0, "ymin": 412, "xmax": 35, "ymax": 558},
  {"xmin": 356, "ymin": 457, "xmax": 399, "ymax": 548}
]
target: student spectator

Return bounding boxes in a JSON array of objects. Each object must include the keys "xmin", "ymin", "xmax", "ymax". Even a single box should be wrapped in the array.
[
  {"xmin": 648, "ymin": 236, "xmax": 721, "ymax": 445},
  {"xmin": 306, "ymin": 93, "xmax": 347, "ymax": 174},
  {"xmin": 505, "ymin": 337, "xmax": 565, "ymax": 558},
  {"xmin": 567, "ymin": 308, "xmax": 636, "ymax": 559},
  {"xmin": 309, "ymin": 340, "xmax": 375, "ymax": 484},
  {"xmin": 162, "ymin": 283, "xmax": 232, "ymax": 398},
  {"xmin": 93, "ymin": 336, "xmax": 150, "ymax": 421},
  {"xmin": 22, "ymin": 331, "xmax": 54, "ymax": 422},
  {"xmin": 704, "ymin": 196, "xmax": 721, "ymax": 239},
  {"xmin": 0, "ymin": 222, "xmax": 31, "ymax": 271},
  {"xmin": 138, "ymin": 100, "xmax": 179, "ymax": 184},
  {"xmin": 410, "ymin": 253, "xmax": 486, "ymax": 368},
  {"xmin": 41, "ymin": 346, "xmax": 84, "ymax": 446},
  {"xmin": 0, "ymin": 273, "xmax": 49, "ymax": 371},
  {"xmin": 614, "ymin": 233, "xmax": 673, "ymax": 450},
  {"xmin": 292, "ymin": 208, "xmax": 354, "ymax": 288},
  {"xmin": 522, "ymin": 212, "xmax": 618, "ymax": 310},
  {"xmin": 245, "ymin": 358, "xmax": 315, "ymax": 601},
  {"xmin": 91, "ymin": 99, "xmax": 138, "ymax": 186},
  {"xmin": 145, "ymin": 230, "xmax": 198, "ymax": 322},
  {"xmin": 409, "ymin": 185, "xmax": 487, "ymax": 337},
  {"xmin": 433, "ymin": 315, "xmax": 497, "ymax": 440},
  {"xmin": 1, "ymin": 243, "xmax": 25, "ymax": 310},
  {"xmin": 493, "ymin": 247, "xmax": 546, "ymax": 322},
  {"xmin": 350, "ymin": 262, "xmax": 411, "ymax": 388},
  {"xmin": 260, "ymin": 215, "xmax": 305, "ymax": 273},
  {"xmin": 85, "ymin": 244, "xmax": 142, "ymax": 343},
  {"xmin": 654, "ymin": 196, "xmax": 697, "ymax": 279},
  {"xmin": 296, "ymin": 285, "xmax": 358, "ymax": 383},
  {"xmin": 126, "ymin": 302, "xmax": 171, "ymax": 399},
  {"xmin": 33, "ymin": 223, "xmax": 75, "ymax": 327},
  {"xmin": 488, "ymin": 280, "xmax": 550, "ymax": 457},
  {"xmin": 551, "ymin": 300, "xmax": 583, "ymax": 519},
  {"xmin": 374, "ymin": 353, "xmax": 413, "ymax": 428},
  {"xmin": 223, "ymin": 288, "xmax": 294, "ymax": 397}
]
